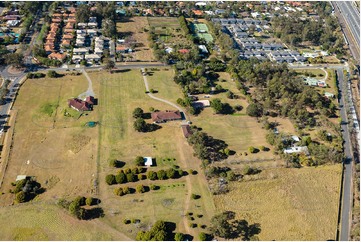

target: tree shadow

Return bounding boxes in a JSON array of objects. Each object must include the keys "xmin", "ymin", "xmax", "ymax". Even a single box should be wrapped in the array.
[
  {"xmin": 232, "ymin": 219, "xmax": 261, "ymax": 240},
  {"xmin": 84, "ymin": 207, "xmax": 105, "ymax": 220}
]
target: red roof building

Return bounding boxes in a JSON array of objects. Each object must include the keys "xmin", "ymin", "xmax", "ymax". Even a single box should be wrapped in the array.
[
  {"xmin": 181, "ymin": 125, "xmax": 193, "ymax": 138},
  {"xmin": 178, "ymin": 49, "xmax": 190, "ymax": 54},
  {"xmin": 68, "ymin": 98, "xmax": 92, "ymax": 111},
  {"xmin": 151, "ymin": 110, "xmax": 182, "ymax": 123}
]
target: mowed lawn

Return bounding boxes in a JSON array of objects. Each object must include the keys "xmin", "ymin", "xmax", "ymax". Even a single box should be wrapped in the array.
[
  {"xmin": 214, "ymin": 164, "xmax": 342, "ymax": 240},
  {"xmin": 89, "ymin": 70, "xmax": 216, "ymax": 237},
  {"xmin": 1, "ymin": 73, "xmax": 99, "ymax": 205},
  {"xmin": 146, "ymin": 68, "xmax": 183, "ymax": 104},
  {"xmin": 0, "ymin": 202, "xmax": 129, "ymax": 240}
]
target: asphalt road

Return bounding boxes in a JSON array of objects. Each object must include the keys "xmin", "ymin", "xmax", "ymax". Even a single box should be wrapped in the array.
[
  {"xmin": 335, "ymin": 1, "xmax": 360, "ymax": 46},
  {"xmin": 336, "ymin": 68, "xmax": 353, "ymax": 241}
]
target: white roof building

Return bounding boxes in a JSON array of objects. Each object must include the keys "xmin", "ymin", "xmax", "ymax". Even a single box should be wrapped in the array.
[
  {"xmin": 284, "ymin": 146, "xmax": 309, "ymax": 154},
  {"xmin": 144, "ymin": 157, "xmax": 153, "ymax": 167}
]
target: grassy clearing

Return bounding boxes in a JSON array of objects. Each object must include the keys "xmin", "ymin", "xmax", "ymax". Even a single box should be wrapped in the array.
[
  {"xmin": 116, "ymin": 17, "xmax": 155, "ymax": 61},
  {"xmin": 147, "ymin": 17, "xmax": 192, "ymax": 47},
  {"xmin": 213, "ymin": 165, "xmax": 342, "ymax": 240},
  {"xmin": 90, "ymin": 69, "xmax": 215, "ymax": 237},
  {"xmin": 295, "ymin": 68, "xmax": 327, "ymax": 80},
  {"xmin": 146, "ymin": 68, "xmax": 183, "ymax": 104},
  {"xmin": 1, "ymin": 73, "xmax": 98, "ymax": 205},
  {"xmin": 192, "ymin": 71, "xmax": 275, "ymax": 161},
  {"xmin": 0, "ymin": 202, "xmax": 127, "ymax": 240}
]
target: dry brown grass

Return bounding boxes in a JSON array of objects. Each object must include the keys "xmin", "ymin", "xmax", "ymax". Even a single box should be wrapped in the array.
[
  {"xmin": 116, "ymin": 17, "xmax": 155, "ymax": 61},
  {"xmin": 214, "ymin": 165, "xmax": 342, "ymax": 240},
  {"xmin": 0, "ymin": 73, "xmax": 99, "ymax": 205}
]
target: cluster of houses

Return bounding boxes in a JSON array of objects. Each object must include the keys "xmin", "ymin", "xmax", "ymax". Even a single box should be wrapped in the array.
[
  {"xmin": 45, "ymin": 9, "xmax": 77, "ymax": 62},
  {"xmin": 212, "ymin": 17, "xmax": 305, "ymax": 63},
  {"xmin": 1, "ymin": 8, "xmax": 21, "ymax": 27}
]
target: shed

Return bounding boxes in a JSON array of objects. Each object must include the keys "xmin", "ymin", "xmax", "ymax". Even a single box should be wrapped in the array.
[
  {"xmin": 16, "ymin": 175, "xmax": 27, "ymax": 181},
  {"xmin": 144, "ymin": 157, "xmax": 153, "ymax": 167}
]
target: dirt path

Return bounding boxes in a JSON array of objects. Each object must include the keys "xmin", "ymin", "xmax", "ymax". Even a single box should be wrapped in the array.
[
  {"xmin": 78, "ymin": 70, "xmax": 95, "ymax": 99},
  {"xmin": 176, "ymin": 142, "xmax": 192, "ymax": 235}
]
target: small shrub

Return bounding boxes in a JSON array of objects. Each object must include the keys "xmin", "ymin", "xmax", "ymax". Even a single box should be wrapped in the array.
[
  {"xmin": 197, "ymin": 214, "xmax": 203, "ymax": 218},
  {"xmin": 123, "ymin": 219, "xmax": 131, "ymax": 224},
  {"xmin": 199, "ymin": 232, "xmax": 207, "ymax": 241},
  {"xmin": 259, "ymin": 146, "xmax": 266, "ymax": 151},
  {"xmin": 114, "ymin": 187, "xmax": 124, "ymax": 196},
  {"xmin": 189, "ymin": 223, "xmax": 197, "ymax": 228},
  {"xmin": 150, "ymin": 184, "xmax": 158, "ymax": 190},
  {"xmin": 126, "ymin": 173, "xmax": 135, "ymax": 182},
  {"xmin": 178, "ymin": 169, "xmax": 184, "ymax": 176},
  {"xmin": 134, "ymin": 156, "xmax": 144, "ymax": 166},
  {"xmin": 136, "ymin": 184, "xmax": 145, "ymax": 193},
  {"xmin": 123, "ymin": 186, "xmax": 130, "ymax": 194},
  {"xmin": 124, "ymin": 168, "xmax": 131, "ymax": 174},
  {"xmin": 191, "ymin": 193, "xmax": 201, "ymax": 200},
  {"xmin": 138, "ymin": 174, "xmax": 144, "ymax": 180},
  {"xmin": 85, "ymin": 197, "xmax": 93, "ymax": 206},
  {"xmin": 105, "ymin": 174, "xmax": 116, "ymax": 185},
  {"xmin": 15, "ymin": 191, "xmax": 26, "ymax": 203},
  {"xmin": 248, "ymin": 146, "xmax": 256, "ymax": 153}
]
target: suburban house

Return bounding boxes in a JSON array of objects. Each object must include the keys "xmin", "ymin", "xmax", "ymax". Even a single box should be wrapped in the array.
[
  {"xmin": 283, "ymin": 146, "xmax": 309, "ymax": 155},
  {"xmin": 151, "ymin": 110, "xmax": 182, "ymax": 123},
  {"xmin": 68, "ymin": 96, "xmax": 95, "ymax": 111},
  {"xmin": 85, "ymin": 54, "xmax": 101, "ymax": 62},
  {"xmin": 181, "ymin": 124, "xmax": 193, "ymax": 138},
  {"xmin": 144, "ymin": 157, "xmax": 153, "ymax": 167},
  {"xmin": 73, "ymin": 47, "xmax": 88, "ymax": 55},
  {"xmin": 48, "ymin": 52, "xmax": 67, "ymax": 62}
]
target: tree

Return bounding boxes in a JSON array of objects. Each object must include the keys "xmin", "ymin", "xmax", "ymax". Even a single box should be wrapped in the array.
[
  {"xmin": 123, "ymin": 186, "xmax": 130, "ymax": 194},
  {"xmin": 147, "ymin": 171, "xmax": 157, "ymax": 180},
  {"xmin": 174, "ymin": 232, "xmax": 184, "ymax": 241},
  {"xmin": 47, "ymin": 70, "xmax": 58, "ymax": 78},
  {"xmin": 157, "ymin": 170, "xmax": 167, "ymax": 180},
  {"xmin": 5, "ymin": 53, "xmax": 24, "ymax": 68},
  {"xmin": 15, "ymin": 191, "xmax": 26, "ymax": 203},
  {"xmin": 136, "ymin": 184, "xmax": 145, "ymax": 193},
  {"xmin": 210, "ymin": 212, "xmax": 234, "ymax": 239},
  {"xmin": 114, "ymin": 187, "xmax": 124, "ymax": 196},
  {"xmin": 133, "ymin": 107, "xmax": 144, "ymax": 118},
  {"xmin": 134, "ymin": 156, "xmax": 144, "ymax": 166},
  {"xmin": 166, "ymin": 168, "xmax": 176, "ymax": 179},
  {"xmin": 126, "ymin": 173, "xmax": 135, "ymax": 182},
  {"xmin": 104, "ymin": 58, "xmax": 115, "ymax": 72},
  {"xmin": 115, "ymin": 172, "xmax": 126, "ymax": 184},
  {"xmin": 133, "ymin": 118, "xmax": 147, "ymax": 132},
  {"xmin": 85, "ymin": 197, "xmax": 93, "ymax": 206},
  {"xmin": 246, "ymin": 103, "xmax": 263, "ymax": 117},
  {"xmin": 210, "ymin": 98, "xmax": 223, "ymax": 114},
  {"xmin": 199, "ymin": 232, "xmax": 207, "ymax": 241},
  {"xmin": 76, "ymin": 4, "xmax": 90, "ymax": 23},
  {"xmin": 105, "ymin": 174, "xmax": 116, "ymax": 185}
]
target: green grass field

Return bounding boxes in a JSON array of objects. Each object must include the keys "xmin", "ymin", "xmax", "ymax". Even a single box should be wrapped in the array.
[
  {"xmin": 146, "ymin": 68, "xmax": 183, "ymax": 104},
  {"xmin": 214, "ymin": 165, "xmax": 342, "ymax": 240}
]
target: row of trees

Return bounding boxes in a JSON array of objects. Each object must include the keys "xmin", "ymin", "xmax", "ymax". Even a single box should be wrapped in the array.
[
  {"xmin": 187, "ymin": 127, "xmax": 229, "ymax": 162},
  {"xmin": 57, "ymin": 196, "xmax": 103, "ymax": 220},
  {"xmin": 106, "ymin": 167, "xmax": 183, "ymax": 185}
]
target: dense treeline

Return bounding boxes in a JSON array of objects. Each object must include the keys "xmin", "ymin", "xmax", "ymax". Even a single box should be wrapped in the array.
[
  {"xmin": 272, "ymin": 3, "xmax": 345, "ymax": 55},
  {"xmin": 229, "ymin": 58, "xmax": 337, "ymax": 128}
]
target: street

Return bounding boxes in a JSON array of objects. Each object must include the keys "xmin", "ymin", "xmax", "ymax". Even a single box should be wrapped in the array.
[
  {"xmin": 336, "ymin": 68, "xmax": 353, "ymax": 241},
  {"xmin": 332, "ymin": 1, "xmax": 360, "ymax": 64}
]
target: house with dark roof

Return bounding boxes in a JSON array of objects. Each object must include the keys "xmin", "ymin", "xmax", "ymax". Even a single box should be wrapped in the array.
[{"xmin": 151, "ymin": 110, "xmax": 182, "ymax": 123}]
